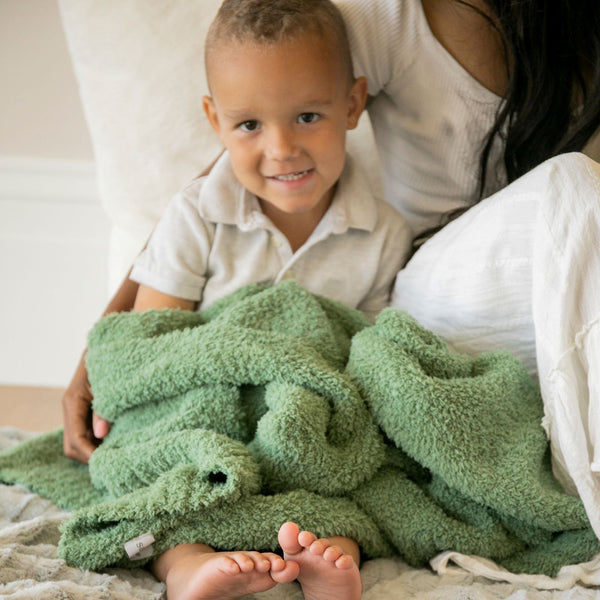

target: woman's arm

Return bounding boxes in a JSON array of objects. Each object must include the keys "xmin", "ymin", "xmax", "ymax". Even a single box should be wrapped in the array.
[
  {"xmin": 62, "ymin": 280, "xmax": 196, "ymax": 463},
  {"xmin": 62, "ymin": 154, "xmax": 221, "ymax": 464},
  {"xmin": 62, "ymin": 271, "xmax": 141, "ymax": 463}
]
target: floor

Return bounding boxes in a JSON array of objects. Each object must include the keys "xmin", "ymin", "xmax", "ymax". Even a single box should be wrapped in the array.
[{"xmin": 0, "ymin": 385, "xmax": 64, "ymax": 432}]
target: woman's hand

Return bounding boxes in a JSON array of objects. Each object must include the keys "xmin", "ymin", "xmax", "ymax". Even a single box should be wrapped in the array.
[
  {"xmin": 61, "ymin": 271, "xmax": 144, "ymax": 463},
  {"xmin": 61, "ymin": 351, "xmax": 111, "ymax": 463},
  {"xmin": 60, "ymin": 157, "xmax": 216, "ymax": 463}
]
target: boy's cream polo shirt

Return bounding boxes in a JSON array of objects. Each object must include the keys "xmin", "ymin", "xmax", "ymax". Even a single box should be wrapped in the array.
[{"xmin": 131, "ymin": 151, "xmax": 411, "ymax": 319}]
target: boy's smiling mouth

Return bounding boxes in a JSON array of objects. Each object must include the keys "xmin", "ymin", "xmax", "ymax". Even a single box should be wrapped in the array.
[{"xmin": 269, "ymin": 169, "xmax": 313, "ymax": 181}]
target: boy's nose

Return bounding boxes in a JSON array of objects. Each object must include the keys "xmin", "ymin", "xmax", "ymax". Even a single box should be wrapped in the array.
[{"xmin": 264, "ymin": 127, "xmax": 299, "ymax": 161}]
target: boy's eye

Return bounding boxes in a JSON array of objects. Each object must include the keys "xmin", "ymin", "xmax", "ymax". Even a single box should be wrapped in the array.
[
  {"xmin": 297, "ymin": 113, "xmax": 320, "ymax": 124},
  {"xmin": 239, "ymin": 120, "xmax": 260, "ymax": 132}
]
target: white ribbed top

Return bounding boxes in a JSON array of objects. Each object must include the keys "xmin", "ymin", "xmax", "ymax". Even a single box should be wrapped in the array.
[{"xmin": 336, "ymin": 0, "xmax": 507, "ymax": 235}]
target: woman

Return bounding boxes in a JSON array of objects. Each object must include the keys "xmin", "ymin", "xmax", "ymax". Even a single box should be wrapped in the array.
[{"xmin": 63, "ymin": 0, "xmax": 600, "ymax": 529}]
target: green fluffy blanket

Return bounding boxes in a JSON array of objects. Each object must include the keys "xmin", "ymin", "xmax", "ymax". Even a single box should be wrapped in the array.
[{"xmin": 1, "ymin": 282, "xmax": 598, "ymax": 574}]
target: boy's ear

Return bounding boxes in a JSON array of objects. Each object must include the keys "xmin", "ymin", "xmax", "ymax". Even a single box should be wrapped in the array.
[
  {"xmin": 202, "ymin": 95, "xmax": 221, "ymax": 136},
  {"xmin": 346, "ymin": 76, "xmax": 368, "ymax": 130}
]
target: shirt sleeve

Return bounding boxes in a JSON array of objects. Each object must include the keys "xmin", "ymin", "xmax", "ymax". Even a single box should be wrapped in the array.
[
  {"xmin": 335, "ymin": 0, "xmax": 408, "ymax": 96},
  {"xmin": 130, "ymin": 181, "xmax": 214, "ymax": 301},
  {"xmin": 357, "ymin": 203, "xmax": 413, "ymax": 321}
]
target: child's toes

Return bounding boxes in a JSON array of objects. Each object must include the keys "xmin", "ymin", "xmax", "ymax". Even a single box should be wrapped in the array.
[
  {"xmin": 252, "ymin": 552, "xmax": 273, "ymax": 573},
  {"xmin": 270, "ymin": 559, "xmax": 301, "ymax": 584},
  {"xmin": 232, "ymin": 551, "xmax": 259, "ymax": 573},
  {"xmin": 308, "ymin": 538, "xmax": 329, "ymax": 556},
  {"xmin": 264, "ymin": 552, "xmax": 286, "ymax": 572},
  {"xmin": 278, "ymin": 522, "xmax": 303, "ymax": 555},
  {"xmin": 335, "ymin": 553, "xmax": 356, "ymax": 570},
  {"xmin": 221, "ymin": 555, "xmax": 243, "ymax": 574},
  {"xmin": 323, "ymin": 545, "xmax": 344, "ymax": 563},
  {"xmin": 298, "ymin": 529, "xmax": 317, "ymax": 549}
]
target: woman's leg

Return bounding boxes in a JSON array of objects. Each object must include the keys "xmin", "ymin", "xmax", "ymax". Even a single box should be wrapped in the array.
[
  {"xmin": 393, "ymin": 163, "xmax": 539, "ymax": 376},
  {"xmin": 530, "ymin": 153, "xmax": 600, "ymax": 529},
  {"xmin": 392, "ymin": 152, "xmax": 600, "ymax": 535}
]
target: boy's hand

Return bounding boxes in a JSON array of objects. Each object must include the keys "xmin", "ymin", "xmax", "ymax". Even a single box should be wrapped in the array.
[{"xmin": 62, "ymin": 351, "xmax": 111, "ymax": 463}]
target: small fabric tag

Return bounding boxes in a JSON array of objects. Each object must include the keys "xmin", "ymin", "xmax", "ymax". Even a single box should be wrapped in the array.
[{"xmin": 124, "ymin": 532, "xmax": 155, "ymax": 560}]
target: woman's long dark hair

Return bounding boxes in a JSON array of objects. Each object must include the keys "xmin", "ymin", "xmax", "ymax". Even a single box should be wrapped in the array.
[{"xmin": 474, "ymin": 0, "xmax": 600, "ymax": 197}]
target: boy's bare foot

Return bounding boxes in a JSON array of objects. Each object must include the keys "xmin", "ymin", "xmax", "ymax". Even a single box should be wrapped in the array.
[
  {"xmin": 278, "ymin": 522, "xmax": 362, "ymax": 600},
  {"xmin": 156, "ymin": 545, "xmax": 300, "ymax": 600}
]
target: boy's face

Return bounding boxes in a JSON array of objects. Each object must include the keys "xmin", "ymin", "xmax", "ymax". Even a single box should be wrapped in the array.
[{"xmin": 203, "ymin": 34, "xmax": 367, "ymax": 224}]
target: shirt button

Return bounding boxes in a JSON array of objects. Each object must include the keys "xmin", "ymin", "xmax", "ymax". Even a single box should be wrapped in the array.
[{"xmin": 271, "ymin": 236, "xmax": 283, "ymax": 248}]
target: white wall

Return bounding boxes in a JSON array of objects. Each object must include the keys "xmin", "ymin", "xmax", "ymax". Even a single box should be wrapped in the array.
[{"xmin": 0, "ymin": 0, "xmax": 110, "ymax": 387}]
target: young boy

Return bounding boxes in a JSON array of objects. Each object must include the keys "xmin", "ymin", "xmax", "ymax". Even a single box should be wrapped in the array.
[{"xmin": 130, "ymin": 0, "xmax": 412, "ymax": 598}]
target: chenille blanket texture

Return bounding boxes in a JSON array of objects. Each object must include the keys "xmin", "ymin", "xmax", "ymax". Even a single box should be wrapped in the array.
[{"xmin": 1, "ymin": 282, "xmax": 598, "ymax": 575}]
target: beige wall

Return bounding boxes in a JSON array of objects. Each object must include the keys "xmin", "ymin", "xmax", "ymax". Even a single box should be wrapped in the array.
[
  {"xmin": 0, "ymin": 1, "xmax": 109, "ymax": 388},
  {"xmin": 0, "ymin": 0, "xmax": 93, "ymax": 160}
]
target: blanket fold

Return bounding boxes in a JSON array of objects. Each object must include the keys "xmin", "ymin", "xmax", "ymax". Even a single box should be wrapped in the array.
[{"xmin": 0, "ymin": 281, "xmax": 598, "ymax": 575}]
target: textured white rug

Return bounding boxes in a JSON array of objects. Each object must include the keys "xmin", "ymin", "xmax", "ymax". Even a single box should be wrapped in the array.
[{"xmin": 1, "ymin": 427, "xmax": 599, "ymax": 599}]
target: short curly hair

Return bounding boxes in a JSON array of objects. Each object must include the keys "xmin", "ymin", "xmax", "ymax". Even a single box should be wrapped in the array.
[{"xmin": 205, "ymin": 0, "xmax": 354, "ymax": 87}]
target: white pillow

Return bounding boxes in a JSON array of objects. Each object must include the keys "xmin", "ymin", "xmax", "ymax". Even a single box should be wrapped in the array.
[
  {"xmin": 58, "ymin": 0, "xmax": 382, "ymax": 292},
  {"xmin": 391, "ymin": 166, "xmax": 538, "ymax": 377},
  {"xmin": 58, "ymin": 0, "xmax": 223, "ymax": 290}
]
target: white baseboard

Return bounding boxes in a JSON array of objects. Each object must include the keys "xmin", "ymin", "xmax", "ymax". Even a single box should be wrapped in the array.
[{"xmin": 0, "ymin": 156, "xmax": 111, "ymax": 391}]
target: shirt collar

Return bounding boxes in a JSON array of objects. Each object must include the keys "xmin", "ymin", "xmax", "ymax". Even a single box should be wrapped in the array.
[
  {"xmin": 197, "ymin": 152, "xmax": 260, "ymax": 228},
  {"xmin": 322, "ymin": 153, "xmax": 377, "ymax": 235},
  {"xmin": 196, "ymin": 151, "xmax": 377, "ymax": 233}
]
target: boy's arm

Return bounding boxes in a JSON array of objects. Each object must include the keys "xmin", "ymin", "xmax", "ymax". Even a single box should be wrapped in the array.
[{"xmin": 133, "ymin": 284, "xmax": 196, "ymax": 312}]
